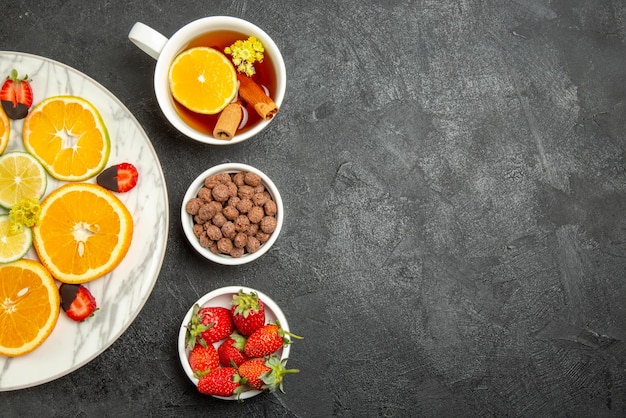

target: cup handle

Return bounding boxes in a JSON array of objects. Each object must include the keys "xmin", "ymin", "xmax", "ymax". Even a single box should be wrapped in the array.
[{"xmin": 128, "ymin": 22, "xmax": 168, "ymax": 60}]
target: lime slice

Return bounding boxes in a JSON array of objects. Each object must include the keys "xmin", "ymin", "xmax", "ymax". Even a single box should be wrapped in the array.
[
  {"xmin": 0, "ymin": 151, "xmax": 47, "ymax": 209},
  {"xmin": 0, "ymin": 214, "xmax": 33, "ymax": 263}
]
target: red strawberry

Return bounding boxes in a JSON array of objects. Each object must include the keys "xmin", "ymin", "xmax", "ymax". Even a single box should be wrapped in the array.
[
  {"xmin": 188, "ymin": 343, "xmax": 219, "ymax": 375},
  {"xmin": 96, "ymin": 163, "xmax": 138, "ymax": 193},
  {"xmin": 217, "ymin": 332, "xmax": 249, "ymax": 367},
  {"xmin": 244, "ymin": 322, "xmax": 303, "ymax": 358},
  {"xmin": 0, "ymin": 69, "xmax": 33, "ymax": 120},
  {"xmin": 230, "ymin": 289, "xmax": 265, "ymax": 336},
  {"xmin": 238, "ymin": 356, "xmax": 300, "ymax": 393},
  {"xmin": 197, "ymin": 367, "xmax": 245, "ymax": 398},
  {"xmin": 185, "ymin": 304, "xmax": 234, "ymax": 348},
  {"xmin": 59, "ymin": 283, "xmax": 98, "ymax": 322}
]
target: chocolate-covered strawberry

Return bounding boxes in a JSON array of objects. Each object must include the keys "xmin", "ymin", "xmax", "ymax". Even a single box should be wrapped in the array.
[
  {"xmin": 0, "ymin": 69, "xmax": 33, "ymax": 119},
  {"xmin": 230, "ymin": 289, "xmax": 265, "ymax": 336},
  {"xmin": 59, "ymin": 283, "xmax": 98, "ymax": 322},
  {"xmin": 96, "ymin": 163, "xmax": 138, "ymax": 193}
]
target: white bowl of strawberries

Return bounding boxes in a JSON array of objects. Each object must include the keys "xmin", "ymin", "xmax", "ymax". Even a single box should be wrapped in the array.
[{"xmin": 177, "ymin": 286, "xmax": 302, "ymax": 400}]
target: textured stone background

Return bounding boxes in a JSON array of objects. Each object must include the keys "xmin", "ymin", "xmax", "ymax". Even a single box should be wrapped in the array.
[{"xmin": 2, "ymin": 0, "xmax": 625, "ymax": 416}]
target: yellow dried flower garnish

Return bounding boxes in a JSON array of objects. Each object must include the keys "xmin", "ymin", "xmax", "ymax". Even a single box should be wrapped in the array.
[
  {"xmin": 9, "ymin": 197, "xmax": 41, "ymax": 234},
  {"xmin": 224, "ymin": 36, "xmax": 265, "ymax": 76}
]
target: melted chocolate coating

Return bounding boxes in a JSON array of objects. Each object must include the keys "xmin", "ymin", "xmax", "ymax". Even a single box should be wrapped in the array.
[
  {"xmin": 59, "ymin": 283, "xmax": 80, "ymax": 311},
  {"xmin": 1, "ymin": 100, "xmax": 29, "ymax": 120},
  {"xmin": 96, "ymin": 165, "xmax": 119, "ymax": 191}
]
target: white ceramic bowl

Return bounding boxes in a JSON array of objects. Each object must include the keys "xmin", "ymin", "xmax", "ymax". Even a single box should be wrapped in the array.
[
  {"xmin": 181, "ymin": 163, "xmax": 283, "ymax": 265},
  {"xmin": 177, "ymin": 286, "xmax": 291, "ymax": 400}
]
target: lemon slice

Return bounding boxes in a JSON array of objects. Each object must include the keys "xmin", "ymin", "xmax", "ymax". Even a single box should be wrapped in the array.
[
  {"xmin": 23, "ymin": 96, "xmax": 110, "ymax": 181},
  {"xmin": 0, "ymin": 214, "xmax": 32, "ymax": 264},
  {"xmin": 169, "ymin": 47, "xmax": 237, "ymax": 115},
  {"xmin": 0, "ymin": 151, "xmax": 47, "ymax": 209}
]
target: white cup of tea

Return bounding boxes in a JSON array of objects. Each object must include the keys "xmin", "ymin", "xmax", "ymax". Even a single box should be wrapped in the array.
[{"xmin": 128, "ymin": 16, "xmax": 286, "ymax": 145}]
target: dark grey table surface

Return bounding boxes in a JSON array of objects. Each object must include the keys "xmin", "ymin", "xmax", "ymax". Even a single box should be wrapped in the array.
[{"xmin": 2, "ymin": 0, "xmax": 626, "ymax": 417}]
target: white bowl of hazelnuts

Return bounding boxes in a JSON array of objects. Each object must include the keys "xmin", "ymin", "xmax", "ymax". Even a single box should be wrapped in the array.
[{"xmin": 181, "ymin": 163, "xmax": 284, "ymax": 265}]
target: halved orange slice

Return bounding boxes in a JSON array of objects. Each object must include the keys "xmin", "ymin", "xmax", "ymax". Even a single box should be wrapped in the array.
[
  {"xmin": 169, "ymin": 47, "xmax": 237, "ymax": 115},
  {"xmin": 33, "ymin": 183, "xmax": 133, "ymax": 284},
  {"xmin": 22, "ymin": 96, "xmax": 110, "ymax": 181},
  {"xmin": 0, "ymin": 259, "xmax": 60, "ymax": 357},
  {"xmin": 0, "ymin": 107, "xmax": 8, "ymax": 155}
]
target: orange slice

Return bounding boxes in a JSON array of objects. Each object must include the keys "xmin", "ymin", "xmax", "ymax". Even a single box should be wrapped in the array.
[
  {"xmin": 22, "ymin": 96, "xmax": 110, "ymax": 181},
  {"xmin": 0, "ymin": 259, "xmax": 60, "ymax": 357},
  {"xmin": 0, "ymin": 107, "xmax": 8, "ymax": 155},
  {"xmin": 169, "ymin": 47, "xmax": 237, "ymax": 114},
  {"xmin": 33, "ymin": 183, "xmax": 133, "ymax": 284}
]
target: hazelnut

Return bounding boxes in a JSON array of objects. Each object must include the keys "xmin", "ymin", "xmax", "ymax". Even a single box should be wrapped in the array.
[
  {"xmin": 233, "ymin": 171, "xmax": 245, "ymax": 186},
  {"xmin": 217, "ymin": 237, "xmax": 233, "ymax": 254},
  {"xmin": 264, "ymin": 200, "xmax": 277, "ymax": 216},
  {"xmin": 212, "ymin": 212, "xmax": 227, "ymax": 227},
  {"xmin": 206, "ymin": 224, "xmax": 222, "ymax": 241},
  {"xmin": 226, "ymin": 181, "xmax": 238, "ymax": 197},
  {"xmin": 196, "ymin": 204, "xmax": 214, "ymax": 222},
  {"xmin": 192, "ymin": 223, "xmax": 204, "ymax": 238},
  {"xmin": 216, "ymin": 172, "xmax": 231, "ymax": 184},
  {"xmin": 252, "ymin": 192, "xmax": 269, "ymax": 207},
  {"xmin": 236, "ymin": 198, "xmax": 253, "ymax": 214},
  {"xmin": 204, "ymin": 175, "xmax": 221, "ymax": 189},
  {"xmin": 247, "ymin": 206, "xmax": 264, "ymax": 224},
  {"xmin": 197, "ymin": 187, "xmax": 213, "ymax": 202},
  {"xmin": 244, "ymin": 172, "xmax": 262, "ymax": 187},
  {"xmin": 223, "ymin": 205, "xmax": 239, "ymax": 221},
  {"xmin": 221, "ymin": 221, "xmax": 236, "ymax": 239},
  {"xmin": 234, "ymin": 215, "xmax": 250, "ymax": 233},
  {"xmin": 185, "ymin": 198, "xmax": 203, "ymax": 215},
  {"xmin": 212, "ymin": 183, "xmax": 230, "ymax": 202},
  {"xmin": 256, "ymin": 232, "xmax": 271, "ymax": 243},
  {"xmin": 238, "ymin": 185, "xmax": 255, "ymax": 199},
  {"xmin": 260, "ymin": 216, "xmax": 277, "ymax": 233},
  {"xmin": 246, "ymin": 236, "xmax": 261, "ymax": 253},
  {"xmin": 233, "ymin": 232, "xmax": 248, "ymax": 248}
]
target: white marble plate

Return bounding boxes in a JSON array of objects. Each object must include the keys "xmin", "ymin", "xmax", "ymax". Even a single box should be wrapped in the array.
[{"xmin": 0, "ymin": 52, "xmax": 169, "ymax": 391}]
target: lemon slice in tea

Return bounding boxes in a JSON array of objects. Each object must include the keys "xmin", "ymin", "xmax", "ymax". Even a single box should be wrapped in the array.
[
  {"xmin": 0, "ymin": 151, "xmax": 47, "ymax": 209},
  {"xmin": 23, "ymin": 95, "xmax": 110, "ymax": 181},
  {"xmin": 33, "ymin": 182, "xmax": 133, "ymax": 284},
  {"xmin": 0, "ymin": 258, "xmax": 60, "ymax": 357},
  {"xmin": 0, "ymin": 214, "xmax": 32, "ymax": 264},
  {"xmin": 169, "ymin": 47, "xmax": 237, "ymax": 115},
  {"xmin": 0, "ymin": 108, "xmax": 9, "ymax": 155}
]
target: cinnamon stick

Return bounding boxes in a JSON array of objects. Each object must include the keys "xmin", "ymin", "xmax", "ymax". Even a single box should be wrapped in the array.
[
  {"xmin": 236, "ymin": 73, "xmax": 278, "ymax": 120},
  {"xmin": 213, "ymin": 101, "xmax": 243, "ymax": 140}
]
